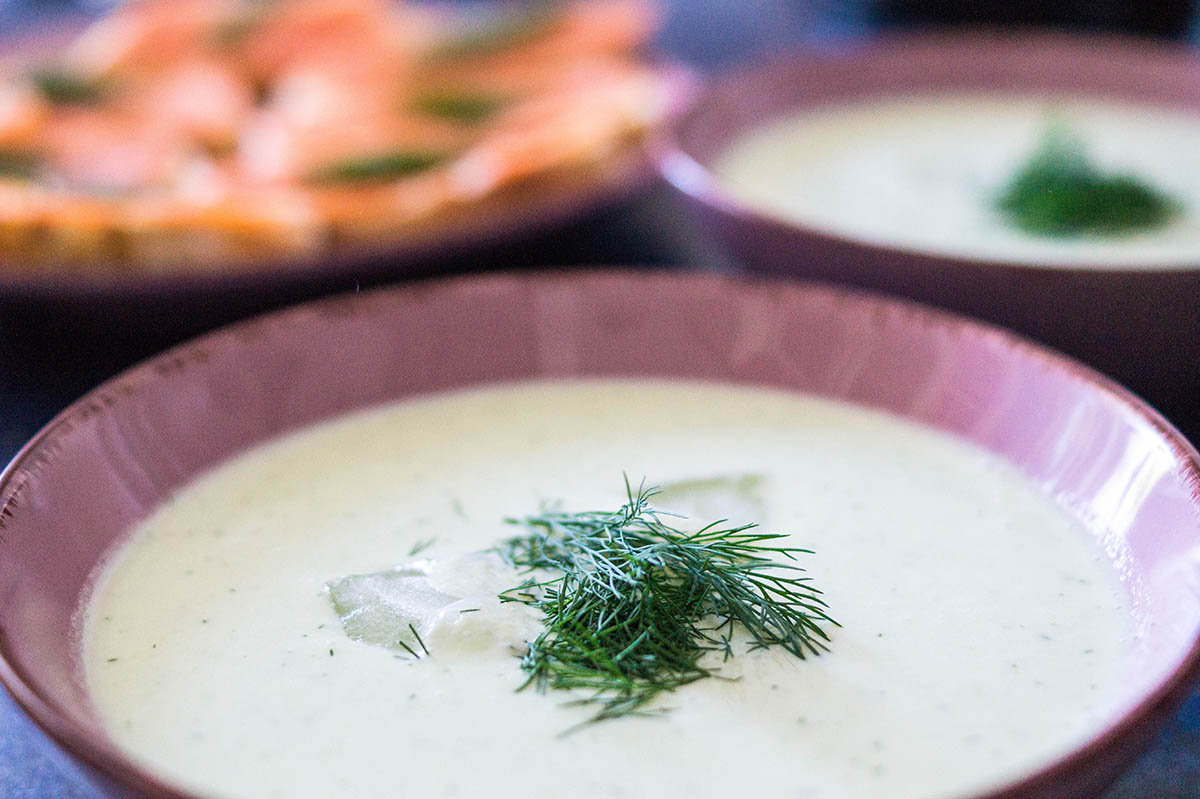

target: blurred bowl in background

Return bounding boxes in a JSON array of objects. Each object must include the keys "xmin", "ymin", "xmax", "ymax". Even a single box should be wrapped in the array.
[{"xmin": 657, "ymin": 31, "xmax": 1200, "ymax": 420}]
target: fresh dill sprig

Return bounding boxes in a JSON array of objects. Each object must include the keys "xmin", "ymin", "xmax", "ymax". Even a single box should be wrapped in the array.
[
  {"xmin": 497, "ymin": 478, "xmax": 835, "ymax": 727},
  {"xmin": 995, "ymin": 125, "xmax": 1180, "ymax": 237}
]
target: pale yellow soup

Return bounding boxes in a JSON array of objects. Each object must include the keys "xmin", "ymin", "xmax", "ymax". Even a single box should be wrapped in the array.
[
  {"xmin": 84, "ymin": 379, "xmax": 1133, "ymax": 799},
  {"xmin": 713, "ymin": 94, "xmax": 1200, "ymax": 267}
]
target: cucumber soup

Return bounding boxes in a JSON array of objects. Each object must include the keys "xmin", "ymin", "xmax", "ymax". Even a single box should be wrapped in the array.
[
  {"xmin": 83, "ymin": 379, "xmax": 1134, "ymax": 799},
  {"xmin": 713, "ymin": 94, "xmax": 1200, "ymax": 267}
]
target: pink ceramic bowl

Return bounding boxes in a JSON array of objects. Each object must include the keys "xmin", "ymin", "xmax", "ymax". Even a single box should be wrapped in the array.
[
  {"xmin": 0, "ymin": 269, "xmax": 1198, "ymax": 798},
  {"xmin": 656, "ymin": 30, "xmax": 1200, "ymax": 421}
]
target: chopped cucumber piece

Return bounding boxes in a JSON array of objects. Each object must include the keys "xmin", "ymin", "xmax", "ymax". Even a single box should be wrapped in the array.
[{"xmin": 327, "ymin": 567, "xmax": 456, "ymax": 653}]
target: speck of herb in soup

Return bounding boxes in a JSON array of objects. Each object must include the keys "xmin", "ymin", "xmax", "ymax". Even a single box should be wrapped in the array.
[
  {"xmin": 408, "ymin": 538, "xmax": 436, "ymax": 557},
  {"xmin": 394, "ymin": 638, "xmax": 422, "ymax": 660},
  {"xmin": 995, "ymin": 126, "xmax": 1180, "ymax": 237},
  {"xmin": 497, "ymin": 478, "xmax": 836, "ymax": 729},
  {"xmin": 30, "ymin": 68, "xmax": 109, "ymax": 105},
  {"xmin": 306, "ymin": 150, "xmax": 447, "ymax": 185},
  {"xmin": 414, "ymin": 92, "xmax": 506, "ymax": 124},
  {"xmin": 408, "ymin": 623, "xmax": 430, "ymax": 656}
]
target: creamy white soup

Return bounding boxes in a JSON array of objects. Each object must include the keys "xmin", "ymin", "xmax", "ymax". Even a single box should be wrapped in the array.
[
  {"xmin": 83, "ymin": 380, "xmax": 1133, "ymax": 799},
  {"xmin": 712, "ymin": 94, "xmax": 1200, "ymax": 267}
]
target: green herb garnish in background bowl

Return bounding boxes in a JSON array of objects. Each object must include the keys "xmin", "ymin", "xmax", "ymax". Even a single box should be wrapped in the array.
[
  {"xmin": 995, "ymin": 125, "xmax": 1180, "ymax": 237},
  {"xmin": 413, "ymin": 92, "xmax": 507, "ymax": 124},
  {"xmin": 306, "ymin": 150, "xmax": 448, "ymax": 185},
  {"xmin": 498, "ymin": 479, "xmax": 835, "ymax": 726},
  {"xmin": 29, "ymin": 68, "xmax": 110, "ymax": 106}
]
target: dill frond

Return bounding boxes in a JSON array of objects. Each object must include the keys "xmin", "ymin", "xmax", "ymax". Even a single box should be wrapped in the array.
[{"xmin": 498, "ymin": 478, "xmax": 836, "ymax": 727}]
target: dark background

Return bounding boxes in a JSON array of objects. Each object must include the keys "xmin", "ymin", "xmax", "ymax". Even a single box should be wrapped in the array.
[{"xmin": 0, "ymin": 1, "xmax": 1197, "ymax": 797}]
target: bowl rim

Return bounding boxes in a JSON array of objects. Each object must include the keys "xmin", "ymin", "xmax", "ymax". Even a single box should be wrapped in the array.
[
  {"xmin": 654, "ymin": 27, "xmax": 1200, "ymax": 276},
  {"xmin": 1, "ymin": 267, "xmax": 1199, "ymax": 798}
]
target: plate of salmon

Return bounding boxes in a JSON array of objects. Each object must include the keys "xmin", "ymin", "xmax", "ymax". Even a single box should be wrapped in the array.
[{"xmin": 0, "ymin": 0, "xmax": 685, "ymax": 297}]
